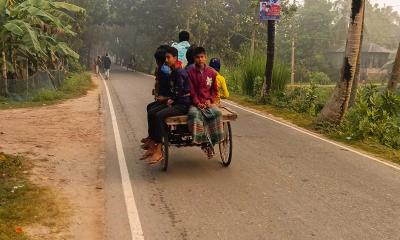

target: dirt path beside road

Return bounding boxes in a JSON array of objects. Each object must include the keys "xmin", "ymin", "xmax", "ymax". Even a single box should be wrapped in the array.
[{"xmin": 0, "ymin": 75, "xmax": 105, "ymax": 240}]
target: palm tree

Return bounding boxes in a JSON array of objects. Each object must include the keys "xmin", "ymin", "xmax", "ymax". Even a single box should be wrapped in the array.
[
  {"xmin": 388, "ymin": 42, "xmax": 400, "ymax": 91},
  {"xmin": 317, "ymin": 0, "xmax": 366, "ymax": 124}
]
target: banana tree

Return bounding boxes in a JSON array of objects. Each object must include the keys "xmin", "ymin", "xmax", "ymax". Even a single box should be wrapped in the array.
[
  {"xmin": 9, "ymin": 0, "xmax": 84, "ymax": 63},
  {"xmin": 0, "ymin": 0, "xmax": 84, "ymax": 95},
  {"xmin": 0, "ymin": 0, "xmax": 14, "ymax": 96},
  {"xmin": 317, "ymin": 0, "xmax": 366, "ymax": 124}
]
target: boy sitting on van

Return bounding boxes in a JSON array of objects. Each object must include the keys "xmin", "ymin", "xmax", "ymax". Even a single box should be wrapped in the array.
[
  {"xmin": 141, "ymin": 45, "xmax": 171, "ymax": 149},
  {"xmin": 145, "ymin": 47, "xmax": 191, "ymax": 165},
  {"xmin": 209, "ymin": 58, "xmax": 229, "ymax": 104},
  {"xmin": 187, "ymin": 47, "xmax": 224, "ymax": 158}
]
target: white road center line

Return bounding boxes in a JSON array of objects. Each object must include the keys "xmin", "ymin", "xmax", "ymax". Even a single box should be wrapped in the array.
[
  {"xmin": 101, "ymin": 74, "xmax": 145, "ymax": 240},
  {"xmin": 223, "ymin": 100, "xmax": 400, "ymax": 172}
]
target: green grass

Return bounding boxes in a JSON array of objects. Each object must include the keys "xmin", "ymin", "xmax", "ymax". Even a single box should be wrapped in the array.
[
  {"xmin": 61, "ymin": 72, "xmax": 94, "ymax": 96},
  {"xmin": 229, "ymin": 94, "xmax": 400, "ymax": 164},
  {"xmin": 32, "ymin": 89, "xmax": 65, "ymax": 102},
  {"xmin": 0, "ymin": 153, "xmax": 65, "ymax": 240},
  {"xmin": 230, "ymin": 95, "xmax": 315, "ymax": 128},
  {"xmin": 0, "ymin": 72, "xmax": 94, "ymax": 109},
  {"xmin": 327, "ymin": 134, "xmax": 400, "ymax": 165}
]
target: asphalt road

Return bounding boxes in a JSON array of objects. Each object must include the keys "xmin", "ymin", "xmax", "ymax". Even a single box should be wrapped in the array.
[{"xmin": 102, "ymin": 68, "xmax": 400, "ymax": 240}]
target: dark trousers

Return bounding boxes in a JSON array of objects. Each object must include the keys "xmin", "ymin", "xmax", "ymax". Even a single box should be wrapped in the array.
[
  {"xmin": 150, "ymin": 104, "xmax": 189, "ymax": 143},
  {"xmin": 147, "ymin": 101, "xmax": 164, "ymax": 112},
  {"xmin": 147, "ymin": 101, "xmax": 167, "ymax": 137}
]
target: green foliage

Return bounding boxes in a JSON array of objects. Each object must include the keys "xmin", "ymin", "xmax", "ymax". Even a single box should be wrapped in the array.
[
  {"xmin": 61, "ymin": 72, "xmax": 92, "ymax": 95},
  {"xmin": 363, "ymin": 2, "xmax": 400, "ymax": 49},
  {"xmin": 51, "ymin": 1, "xmax": 85, "ymax": 13},
  {"xmin": 68, "ymin": 58, "xmax": 87, "ymax": 73},
  {"xmin": 240, "ymin": 54, "xmax": 265, "ymax": 96},
  {"xmin": 87, "ymin": 0, "xmax": 400, "ymax": 84},
  {"xmin": 221, "ymin": 66, "xmax": 241, "ymax": 94},
  {"xmin": 32, "ymin": 88, "xmax": 64, "ymax": 102},
  {"xmin": 271, "ymin": 62, "xmax": 291, "ymax": 93},
  {"xmin": 341, "ymin": 86, "xmax": 400, "ymax": 149},
  {"xmin": 269, "ymin": 83, "xmax": 319, "ymax": 116},
  {"xmin": 308, "ymin": 71, "xmax": 331, "ymax": 85},
  {"xmin": 29, "ymin": 72, "xmax": 92, "ymax": 103},
  {"xmin": 225, "ymin": 52, "xmax": 290, "ymax": 98},
  {"xmin": 0, "ymin": 0, "xmax": 84, "ymax": 97}
]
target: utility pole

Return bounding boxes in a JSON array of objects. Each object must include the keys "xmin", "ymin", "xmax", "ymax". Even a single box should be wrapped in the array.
[
  {"xmin": 291, "ymin": 0, "xmax": 297, "ymax": 85},
  {"xmin": 250, "ymin": 3, "xmax": 259, "ymax": 60},
  {"xmin": 291, "ymin": 35, "xmax": 295, "ymax": 85},
  {"xmin": 261, "ymin": 20, "xmax": 276, "ymax": 100},
  {"xmin": 250, "ymin": 29, "xmax": 256, "ymax": 59}
]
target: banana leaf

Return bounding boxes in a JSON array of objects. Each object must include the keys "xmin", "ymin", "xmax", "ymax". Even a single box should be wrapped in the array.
[{"xmin": 51, "ymin": 2, "xmax": 85, "ymax": 14}]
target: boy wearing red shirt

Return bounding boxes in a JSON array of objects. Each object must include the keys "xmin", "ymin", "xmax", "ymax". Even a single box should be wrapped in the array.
[{"xmin": 187, "ymin": 47, "xmax": 224, "ymax": 158}]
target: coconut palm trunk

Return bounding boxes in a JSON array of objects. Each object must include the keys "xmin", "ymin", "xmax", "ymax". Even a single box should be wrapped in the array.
[
  {"xmin": 349, "ymin": 7, "xmax": 365, "ymax": 107},
  {"xmin": 349, "ymin": 52, "xmax": 361, "ymax": 107},
  {"xmin": 317, "ymin": 0, "xmax": 366, "ymax": 123},
  {"xmin": 261, "ymin": 20, "xmax": 276, "ymax": 101},
  {"xmin": 388, "ymin": 42, "xmax": 400, "ymax": 91}
]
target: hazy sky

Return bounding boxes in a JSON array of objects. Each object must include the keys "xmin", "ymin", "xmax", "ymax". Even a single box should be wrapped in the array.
[
  {"xmin": 295, "ymin": 0, "xmax": 400, "ymax": 12},
  {"xmin": 370, "ymin": 0, "xmax": 400, "ymax": 12}
]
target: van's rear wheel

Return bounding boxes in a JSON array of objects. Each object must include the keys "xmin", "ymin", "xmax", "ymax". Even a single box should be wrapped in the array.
[{"xmin": 219, "ymin": 122, "xmax": 232, "ymax": 167}]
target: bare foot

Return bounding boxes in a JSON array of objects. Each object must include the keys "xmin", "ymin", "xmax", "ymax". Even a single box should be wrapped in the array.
[
  {"xmin": 141, "ymin": 137, "xmax": 151, "ymax": 144},
  {"xmin": 148, "ymin": 144, "xmax": 163, "ymax": 165},
  {"xmin": 141, "ymin": 140, "xmax": 155, "ymax": 150},
  {"xmin": 140, "ymin": 148, "xmax": 155, "ymax": 160}
]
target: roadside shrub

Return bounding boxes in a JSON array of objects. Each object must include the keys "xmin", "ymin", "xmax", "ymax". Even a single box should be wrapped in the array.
[
  {"xmin": 341, "ymin": 85, "xmax": 400, "ymax": 149},
  {"xmin": 225, "ymin": 52, "xmax": 290, "ymax": 98},
  {"xmin": 308, "ymin": 71, "xmax": 331, "ymax": 85},
  {"xmin": 32, "ymin": 72, "xmax": 92, "ymax": 102},
  {"xmin": 252, "ymin": 76, "xmax": 264, "ymax": 99},
  {"xmin": 222, "ymin": 65, "xmax": 241, "ymax": 93},
  {"xmin": 271, "ymin": 62, "xmax": 290, "ymax": 93},
  {"xmin": 269, "ymin": 83, "xmax": 319, "ymax": 116},
  {"xmin": 287, "ymin": 83, "xmax": 318, "ymax": 116},
  {"xmin": 241, "ymin": 54, "xmax": 265, "ymax": 96},
  {"xmin": 68, "ymin": 58, "xmax": 87, "ymax": 73},
  {"xmin": 32, "ymin": 89, "xmax": 64, "ymax": 102},
  {"xmin": 61, "ymin": 72, "xmax": 93, "ymax": 95}
]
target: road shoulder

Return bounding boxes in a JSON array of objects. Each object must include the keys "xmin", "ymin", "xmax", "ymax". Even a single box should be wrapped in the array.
[{"xmin": 0, "ymin": 74, "xmax": 105, "ymax": 239}]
